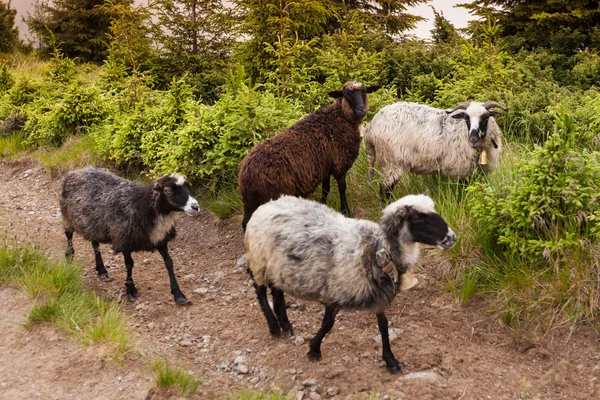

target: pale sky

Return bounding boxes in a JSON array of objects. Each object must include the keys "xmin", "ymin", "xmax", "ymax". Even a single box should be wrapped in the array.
[{"xmin": 11, "ymin": 0, "xmax": 474, "ymax": 42}]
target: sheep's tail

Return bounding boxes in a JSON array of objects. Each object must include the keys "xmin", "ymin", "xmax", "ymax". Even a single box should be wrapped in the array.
[{"xmin": 365, "ymin": 133, "xmax": 376, "ymax": 182}]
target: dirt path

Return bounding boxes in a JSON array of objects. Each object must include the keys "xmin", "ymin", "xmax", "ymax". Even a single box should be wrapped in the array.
[{"xmin": 0, "ymin": 160, "xmax": 599, "ymax": 399}]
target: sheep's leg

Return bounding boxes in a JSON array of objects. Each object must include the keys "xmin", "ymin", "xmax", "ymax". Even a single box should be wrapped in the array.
[
  {"xmin": 380, "ymin": 182, "xmax": 396, "ymax": 204},
  {"xmin": 376, "ymin": 312, "xmax": 402, "ymax": 373},
  {"xmin": 64, "ymin": 230, "xmax": 74, "ymax": 260},
  {"xmin": 92, "ymin": 241, "xmax": 111, "ymax": 282},
  {"xmin": 157, "ymin": 245, "xmax": 190, "ymax": 305},
  {"xmin": 271, "ymin": 287, "xmax": 293, "ymax": 337},
  {"xmin": 336, "ymin": 175, "xmax": 351, "ymax": 216},
  {"xmin": 255, "ymin": 284, "xmax": 280, "ymax": 337},
  {"xmin": 123, "ymin": 252, "xmax": 138, "ymax": 301},
  {"xmin": 307, "ymin": 305, "xmax": 338, "ymax": 362},
  {"xmin": 321, "ymin": 177, "xmax": 330, "ymax": 204}
]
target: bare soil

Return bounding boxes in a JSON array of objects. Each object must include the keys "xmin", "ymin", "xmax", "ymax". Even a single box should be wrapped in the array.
[{"xmin": 0, "ymin": 160, "xmax": 599, "ymax": 399}]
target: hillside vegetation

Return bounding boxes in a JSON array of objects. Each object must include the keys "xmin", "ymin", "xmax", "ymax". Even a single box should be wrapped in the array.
[{"xmin": 1, "ymin": 0, "xmax": 600, "ymax": 332}]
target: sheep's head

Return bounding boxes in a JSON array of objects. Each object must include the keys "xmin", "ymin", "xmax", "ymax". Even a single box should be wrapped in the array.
[
  {"xmin": 153, "ymin": 173, "xmax": 200, "ymax": 215},
  {"xmin": 329, "ymin": 81, "xmax": 380, "ymax": 120},
  {"xmin": 446, "ymin": 101, "xmax": 508, "ymax": 148},
  {"xmin": 381, "ymin": 194, "xmax": 456, "ymax": 251}
]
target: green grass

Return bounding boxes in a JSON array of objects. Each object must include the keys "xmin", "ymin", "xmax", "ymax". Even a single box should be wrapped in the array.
[
  {"xmin": 153, "ymin": 359, "xmax": 202, "ymax": 397},
  {"xmin": 0, "ymin": 244, "xmax": 133, "ymax": 360},
  {"xmin": 32, "ymin": 134, "xmax": 102, "ymax": 176},
  {"xmin": 200, "ymin": 184, "xmax": 243, "ymax": 220},
  {"xmin": 0, "ymin": 132, "xmax": 28, "ymax": 159}
]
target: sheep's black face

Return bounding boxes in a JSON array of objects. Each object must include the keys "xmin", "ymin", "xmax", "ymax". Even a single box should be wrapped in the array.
[
  {"xmin": 383, "ymin": 195, "xmax": 456, "ymax": 251},
  {"xmin": 405, "ymin": 209, "xmax": 456, "ymax": 250},
  {"xmin": 153, "ymin": 174, "xmax": 200, "ymax": 215},
  {"xmin": 329, "ymin": 82, "xmax": 381, "ymax": 119},
  {"xmin": 448, "ymin": 102, "xmax": 505, "ymax": 148}
]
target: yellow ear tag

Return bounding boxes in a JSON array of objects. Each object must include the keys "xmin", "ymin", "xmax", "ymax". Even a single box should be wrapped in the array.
[
  {"xmin": 479, "ymin": 149, "xmax": 488, "ymax": 165},
  {"xmin": 399, "ymin": 272, "xmax": 418, "ymax": 291}
]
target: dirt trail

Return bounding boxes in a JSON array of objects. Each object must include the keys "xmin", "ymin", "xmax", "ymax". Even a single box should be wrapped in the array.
[{"xmin": 0, "ymin": 160, "xmax": 599, "ymax": 399}]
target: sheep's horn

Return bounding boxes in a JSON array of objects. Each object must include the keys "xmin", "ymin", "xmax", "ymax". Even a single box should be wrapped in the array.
[
  {"xmin": 482, "ymin": 101, "xmax": 508, "ymax": 111},
  {"xmin": 446, "ymin": 102, "xmax": 471, "ymax": 114}
]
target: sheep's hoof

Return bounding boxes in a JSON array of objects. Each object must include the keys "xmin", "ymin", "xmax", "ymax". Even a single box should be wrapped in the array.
[
  {"xmin": 174, "ymin": 296, "xmax": 191, "ymax": 306},
  {"xmin": 127, "ymin": 292, "xmax": 139, "ymax": 302},
  {"xmin": 269, "ymin": 328, "xmax": 281, "ymax": 338},
  {"xmin": 386, "ymin": 364, "xmax": 403, "ymax": 374},
  {"xmin": 98, "ymin": 273, "xmax": 112, "ymax": 282},
  {"xmin": 307, "ymin": 351, "xmax": 322, "ymax": 362},
  {"xmin": 281, "ymin": 327, "xmax": 294, "ymax": 338}
]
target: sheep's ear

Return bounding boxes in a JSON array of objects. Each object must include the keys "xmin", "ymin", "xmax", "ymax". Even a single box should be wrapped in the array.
[
  {"xmin": 489, "ymin": 110, "xmax": 502, "ymax": 118},
  {"xmin": 366, "ymin": 85, "xmax": 381, "ymax": 93},
  {"xmin": 395, "ymin": 205, "xmax": 410, "ymax": 218},
  {"xmin": 328, "ymin": 90, "xmax": 343, "ymax": 98},
  {"xmin": 449, "ymin": 110, "xmax": 468, "ymax": 120},
  {"xmin": 153, "ymin": 182, "xmax": 162, "ymax": 192}
]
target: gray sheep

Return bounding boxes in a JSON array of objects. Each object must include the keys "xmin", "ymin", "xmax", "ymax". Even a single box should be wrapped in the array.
[
  {"xmin": 245, "ymin": 194, "xmax": 456, "ymax": 373},
  {"xmin": 364, "ymin": 101, "xmax": 506, "ymax": 200},
  {"xmin": 60, "ymin": 167, "xmax": 199, "ymax": 305}
]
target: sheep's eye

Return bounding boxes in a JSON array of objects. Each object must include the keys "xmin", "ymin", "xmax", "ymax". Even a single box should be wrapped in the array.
[{"xmin": 164, "ymin": 187, "xmax": 173, "ymax": 195}]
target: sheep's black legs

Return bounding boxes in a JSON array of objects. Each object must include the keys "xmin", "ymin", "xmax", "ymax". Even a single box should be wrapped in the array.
[
  {"xmin": 271, "ymin": 287, "xmax": 293, "ymax": 337},
  {"xmin": 65, "ymin": 230, "xmax": 74, "ymax": 260},
  {"xmin": 123, "ymin": 252, "xmax": 138, "ymax": 301},
  {"xmin": 376, "ymin": 312, "xmax": 402, "ymax": 373},
  {"xmin": 336, "ymin": 175, "xmax": 350, "ymax": 216},
  {"xmin": 92, "ymin": 241, "xmax": 112, "ymax": 282},
  {"xmin": 157, "ymin": 245, "xmax": 190, "ymax": 305},
  {"xmin": 321, "ymin": 177, "xmax": 330, "ymax": 204},
  {"xmin": 255, "ymin": 284, "xmax": 280, "ymax": 336},
  {"xmin": 380, "ymin": 183, "xmax": 396, "ymax": 204},
  {"xmin": 308, "ymin": 305, "xmax": 338, "ymax": 361}
]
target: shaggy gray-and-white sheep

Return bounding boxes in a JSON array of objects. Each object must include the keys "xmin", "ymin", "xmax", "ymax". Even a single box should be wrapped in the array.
[
  {"xmin": 365, "ymin": 101, "xmax": 507, "ymax": 200},
  {"xmin": 60, "ymin": 167, "xmax": 199, "ymax": 305},
  {"xmin": 245, "ymin": 194, "xmax": 456, "ymax": 373}
]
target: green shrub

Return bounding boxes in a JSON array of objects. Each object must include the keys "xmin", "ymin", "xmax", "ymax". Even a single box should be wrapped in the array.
[
  {"xmin": 468, "ymin": 115, "xmax": 600, "ymax": 263},
  {"xmin": 0, "ymin": 63, "xmax": 15, "ymax": 92}
]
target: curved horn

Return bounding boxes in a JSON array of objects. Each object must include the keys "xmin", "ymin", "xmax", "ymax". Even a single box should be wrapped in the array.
[
  {"xmin": 482, "ymin": 101, "xmax": 508, "ymax": 111},
  {"xmin": 445, "ymin": 102, "xmax": 471, "ymax": 114}
]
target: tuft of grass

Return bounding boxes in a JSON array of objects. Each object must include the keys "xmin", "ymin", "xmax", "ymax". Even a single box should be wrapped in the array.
[
  {"xmin": 32, "ymin": 134, "xmax": 102, "ymax": 176},
  {"xmin": 0, "ymin": 132, "xmax": 28, "ymax": 159},
  {"xmin": 200, "ymin": 184, "xmax": 242, "ymax": 219},
  {"xmin": 0, "ymin": 243, "xmax": 133, "ymax": 359},
  {"xmin": 153, "ymin": 359, "xmax": 202, "ymax": 397}
]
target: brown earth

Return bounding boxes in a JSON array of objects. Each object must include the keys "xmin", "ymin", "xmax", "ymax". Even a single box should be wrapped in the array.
[{"xmin": 0, "ymin": 160, "xmax": 599, "ymax": 400}]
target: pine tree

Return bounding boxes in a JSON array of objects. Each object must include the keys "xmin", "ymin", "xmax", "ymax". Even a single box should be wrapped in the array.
[
  {"xmin": 153, "ymin": 0, "xmax": 236, "ymax": 75},
  {"xmin": 460, "ymin": 0, "xmax": 600, "ymax": 54},
  {"xmin": 26, "ymin": 0, "xmax": 132, "ymax": 62},
  {"xmin": 0, "ymin": 0, "xmax": 20, "ymax": 53},
  {"xmin": 330, "ymin": 0, "xmax": 426, "ymax": 35},
  {"xmin": 430, "ymin": 6, "xmax": 460, "ymax": 44}
]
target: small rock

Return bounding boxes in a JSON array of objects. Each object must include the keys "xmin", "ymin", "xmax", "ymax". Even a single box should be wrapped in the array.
[
  {"xmin": 23, "ymin": 169, "xmax": 33, "ymax": 175},
  {"xmin": 250, "ymin": 377, "xmax": 259, "ymax": 384},
  {"xmin": 325, "ymin": 371, "xmax": 342, "ymax": 379},
  {"xmin": 296, "ymin": 390, "xmax": 305, "ymax": 400},
  {"xmin": 135, "ymin": 303, "xmax": 144, "ymax": 310},
  {"xmin": 234, "ymin": 355, "xmax": 247, "ymax": 365},
  {"xmin": 403, "ymin": 371, "xmax": 442, "ymax": 382},
  {"xmin": 374, "ymin": 328, "xmax": 402, "ymax": 346},
  {"xmin": 294, "ymin": 336, "xmax": 305, "ymax": 346},
  {"xmin": 302, "ymin": 378, "xmax": 317, "ymax": 387},
  {"xmin": 217, "ymin": 363, "xmax": 228, "ymax": 370},
  {"xmin": 233, "ymin": 350, "xmax": 244, "ymax": 356},
  {"xmin": 180, "ymin": 340, "xmax": 193, "ymax": 347},
  {"xmin": 194, "ymin": 288, "xmax": 209, "ymax": 295},
  {"xmin": 383, "ymin": 395, "xmax": 391, "ymax": 400},
  {"xmin": 238, "ymin": 365, "xmax": 249, "ymax": 374},
  {"xmin": 235, "ymin": 254, "xmax": 248, "ymax": 269},
  {"xmin": 309, "ymin": 393, "xmax": 321, "ymax": 400},
  {"xmin": 148, "ymin": 322, "xmax": 155, "ymax": 329},
  {"xmin": 142, "ymin": 259, "xmax": 150, "ymax": 264},
  {"xmin": 327, "ymin": 387, "xmax": 340, "ymax": 397}
]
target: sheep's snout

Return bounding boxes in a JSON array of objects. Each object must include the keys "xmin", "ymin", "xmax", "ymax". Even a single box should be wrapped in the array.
[
  {"xmin": 355, "ymin": 107, "xmax": 367, "ymax": 118},
  {"xmin": 437, "ymin": 229, "xmax": 456, "ymax": 251},
  {"xmin": 469, "ymin": 130, "xmax": 482, "ymax": 147},
  {"xmin": 183, "ymin": 196, "xmax": 200, "ymax": 215}
]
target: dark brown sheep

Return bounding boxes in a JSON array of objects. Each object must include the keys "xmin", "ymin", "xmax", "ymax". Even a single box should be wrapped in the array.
[{"xmin": 238, "ymin": 81, "xmax": 380, "ymax": 231}]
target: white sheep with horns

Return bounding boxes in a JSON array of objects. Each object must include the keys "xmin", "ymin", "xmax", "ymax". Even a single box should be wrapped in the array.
[{"xmin": 364, "ymin": 101, "xmax": 507, "ymax": 200}]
